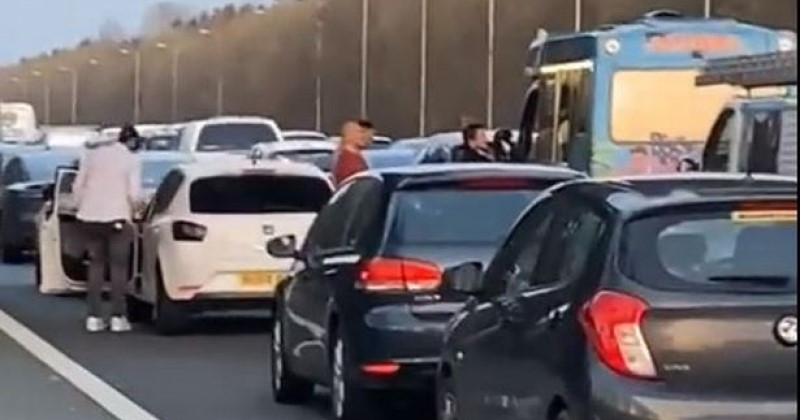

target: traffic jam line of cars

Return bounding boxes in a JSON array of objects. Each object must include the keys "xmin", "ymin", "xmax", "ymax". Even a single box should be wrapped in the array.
[{"xmin": 1, "ymin": 115, "xmax": 797, "ymax": 420}]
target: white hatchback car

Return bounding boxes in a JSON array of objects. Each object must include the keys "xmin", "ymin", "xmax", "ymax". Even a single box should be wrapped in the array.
[{"xmin": 127, "ymin": 158, "xmax": 333, "ymax": 334}]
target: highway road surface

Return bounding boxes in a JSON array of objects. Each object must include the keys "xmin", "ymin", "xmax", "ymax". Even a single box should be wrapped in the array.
[{"xmin": 0, "ymin": 261, "xmax": 432, "ymax": 420}]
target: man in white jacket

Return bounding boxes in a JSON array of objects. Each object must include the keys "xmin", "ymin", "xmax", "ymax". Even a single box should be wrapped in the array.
[{"xmin": 74, "ymin": 124, "xmax": 142, "ymax": 332}]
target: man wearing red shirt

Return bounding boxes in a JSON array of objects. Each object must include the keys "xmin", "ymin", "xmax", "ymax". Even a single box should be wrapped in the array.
[{"xmin": 332, "ymin": 119, "xmax": 373, "ymax": 187}]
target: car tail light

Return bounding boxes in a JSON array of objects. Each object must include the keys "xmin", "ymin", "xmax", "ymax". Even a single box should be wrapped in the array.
[
  {"xmin": 172, "ymin": 221, "xmax": 207, "ymax": 242},
  {"xmin": 361, "ymin": 362, "xmax": 400, "ymax": 376},
  {"xmin": 580, "ymin": 291, "xmax": 659, "ymax": 380},
  {"xmin": 357, "ymin": 257, "xmax": 442, "ymax": 292}
]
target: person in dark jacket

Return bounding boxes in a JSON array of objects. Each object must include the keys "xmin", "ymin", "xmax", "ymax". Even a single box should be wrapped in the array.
[
  {"xmin": 492, "ymin": 128, "xmax": 514, "ymax": 161},
  {"xmin": 452, "ymin": 123, "xmax": 494, "ymax": 163}
]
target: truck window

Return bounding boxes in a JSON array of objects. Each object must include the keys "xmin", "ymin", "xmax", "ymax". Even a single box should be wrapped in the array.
[
  {"xmin": 703, "ymin": 108, "xmax": 736, "ymax": 172},
  {"xmin": 747, "ymin": 110, "xmax": 782, "ymax": 174}
]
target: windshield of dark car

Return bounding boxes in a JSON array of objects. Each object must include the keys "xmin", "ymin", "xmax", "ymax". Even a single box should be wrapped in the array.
[
  {"xmin": 388, "ymin": 187, "xmax": 539, "ymax": 246},
  {"xmin": 197, "ymin": 123, "xmax": 279, "ymax": 152},
  {"xmin": 621, "ymin": 203, "xmax": 797, "ymax": 293}
]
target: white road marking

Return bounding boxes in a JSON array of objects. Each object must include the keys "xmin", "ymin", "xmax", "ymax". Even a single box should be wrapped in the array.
[{"xmin": 0, "ymin": 309, "xmax": 159, "ymax": 420}]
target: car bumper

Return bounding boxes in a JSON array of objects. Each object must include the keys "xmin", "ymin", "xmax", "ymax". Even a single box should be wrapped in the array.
[
  {"xmin": 589, "ymin": 363, "xmax": 797, "ymax": 420},
  {"xmin": 343, "ymin": 303, "xmax": 452, "ymax": 391}
]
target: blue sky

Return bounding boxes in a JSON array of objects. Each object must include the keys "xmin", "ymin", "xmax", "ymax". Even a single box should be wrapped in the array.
[{"xmin": 0, "ymin": 0, "xmax": 257, "ymax": 64}]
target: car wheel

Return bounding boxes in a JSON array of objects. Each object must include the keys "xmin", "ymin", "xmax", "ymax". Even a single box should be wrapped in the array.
[
  {"xmin": 271, "ymin": 307, "xmax": 314, "ymax": 404},
  {"xmin": 330, "ymin": 333, "xmax": 372, "ymax": 420},
  {"xmin": 153, "ymin": 264, "xmax": 189, "ymax": 335},
  {"xmin": 437, "ymin": 375, "xmax": 458, "ymax": 420},
  {"xmin": 126, "ymin": 295, "xmax": 152, "ymax": 324}
]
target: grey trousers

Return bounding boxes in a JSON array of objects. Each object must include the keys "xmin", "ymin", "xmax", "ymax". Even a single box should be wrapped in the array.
[{"xmin": 83, "ymin": 221, "xmax": 131, "ymax": 318}]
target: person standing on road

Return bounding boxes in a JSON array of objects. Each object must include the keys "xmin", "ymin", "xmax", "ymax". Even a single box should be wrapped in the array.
[
  {"xmin": 332, "ymin": 119, "xmax": 373, "ymax": 187},
  {"xmin": 74, "ymin": 124, "xmax": 142, "ymax": 333},
  {"xmin": 453, "ymin": 123, "xmax": 494, "ymax": 162}
]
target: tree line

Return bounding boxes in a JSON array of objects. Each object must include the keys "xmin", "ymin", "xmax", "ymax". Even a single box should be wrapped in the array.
[{"xmin": 0, "ymin": 0, "xmax": 796, "ymax": 137}]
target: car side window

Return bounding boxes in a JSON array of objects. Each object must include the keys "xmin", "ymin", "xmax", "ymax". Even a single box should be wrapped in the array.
[
  {"xmin": 305, "ymin": 180, "xmax": 356, "ymax": 254},
  {"xmin": 533, "ymin": 202, "xmax": 606, "ymax": 288},
  {"xmin": 482, "ymin": 196, "xmax": 556, "ymax": 297},
  {"xmin": 341, "ymin": 178, "xmax": 383, "ymax": 251},
  {"xmin": 703, "ymin": 109, "xmax": 736, "ymax": 172}
]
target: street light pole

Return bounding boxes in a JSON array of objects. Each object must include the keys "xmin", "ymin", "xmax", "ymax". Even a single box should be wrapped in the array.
[
  {"xmin": 419, "ymin": 0, "xmax": 428, "ymax": 136},
  {"xmin": 58, "ymin": 67, "xmax": 79, "ymax": 124},
  {"xmin": 704, "ymin": 0, "xmax": 712, "ymax": 18},
  {"xmin": 31, "ymin": 70, "xmax": 51, "ymax": 125},
  {"xmin": 200, "ymin": 28, "xmax": 223, "ymax": 116},
  {"xmin": 172, "ymin": 49, "xmax": 181, "ymax": 121},
  {"xmin": 134, "ymin": 50, "xmax": 142, "ymax": 123},
  {"xmin": 360, "ymin": 0, "xmax": 369, "ymax": 118},
  {"xmin": 315, "ymin": 0, "xmax": 324, "ymax": 132},
  {"xmin": 574, "ymin": 0, "xmax": 582, "ymax": 31},
  {"xmin": 487, "ymin": 0, "xmax": 496, "ymax": 128}
]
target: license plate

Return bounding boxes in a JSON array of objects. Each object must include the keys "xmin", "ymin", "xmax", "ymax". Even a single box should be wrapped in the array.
[{"xmin": 238, "ymin": 271, "xmax": 283, "ymax": 289}]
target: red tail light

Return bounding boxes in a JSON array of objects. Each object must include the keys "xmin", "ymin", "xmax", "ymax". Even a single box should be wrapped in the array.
[
  {"xmin": 358, "ymin": 257, "xmax": 442, "ymax": 292},
  {"xmin": 580, "ymin": 291, "xmax": 659, "ymax": 380},
  {"xmin": 172, "ymin": 221, "xmax": 207, "ymax": 242}
]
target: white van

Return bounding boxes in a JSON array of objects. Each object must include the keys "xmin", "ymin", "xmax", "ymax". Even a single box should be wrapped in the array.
[{"xmin": 0, "ymin": 102, "xmax": 40, "ymax": 143}]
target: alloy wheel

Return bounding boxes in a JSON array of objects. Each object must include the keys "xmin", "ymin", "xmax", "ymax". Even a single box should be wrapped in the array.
[{"xmin": 332, "ymin": 338, "xmax": 346, "ymax": 419}]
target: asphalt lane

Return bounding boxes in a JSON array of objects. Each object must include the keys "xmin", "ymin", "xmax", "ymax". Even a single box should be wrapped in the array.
[
  {"xmin": 0, "ymin": 261, "xmax": 328, "ymax": 420},
  {"xmin": 0, "ymin": 261, "xmax": 434, "ymax": 420},
  {"xmin": 0, "ymin": 330, "xmax": 114, "ymax": 420}
]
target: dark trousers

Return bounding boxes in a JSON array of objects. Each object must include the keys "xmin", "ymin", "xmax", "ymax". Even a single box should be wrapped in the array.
[{"xmin": 83, "ymin": 221, "xmax": 131, "ymax": 318}]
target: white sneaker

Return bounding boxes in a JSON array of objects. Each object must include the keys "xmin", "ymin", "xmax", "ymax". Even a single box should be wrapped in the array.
[
  {"xmin": 86, "ymin": 317, "xmax": 107, "ymax": 333},
  {"xmin": 110, "ymin": 316, "xmax": 132, "ymax": 333}
]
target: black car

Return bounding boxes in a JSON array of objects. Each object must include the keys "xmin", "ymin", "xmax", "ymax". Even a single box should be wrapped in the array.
[
  {"xmin": 265, "ymin": 163, "xmax": 583, "ymax": 420},
  {"xmin": 0, "ymin": 149, "xmax": 79, "ymax": 263},
  {"xmin": 437, "ymin": 173, "xmax": 797, "ymax": 420}
]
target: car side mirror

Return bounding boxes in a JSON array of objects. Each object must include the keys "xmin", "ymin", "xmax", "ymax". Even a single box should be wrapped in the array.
[
  {"xmin": 267, "ymin": 235, "xmax": 300, "ymax": 259},
  {"xmin": 443, "ymin": 262, "xmax": 484, "ymax": 294}
]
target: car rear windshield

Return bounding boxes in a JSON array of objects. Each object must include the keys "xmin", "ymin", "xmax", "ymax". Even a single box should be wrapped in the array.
[
  {"xmin": 387, "ymin": 182, "xmax": 544, "ymax": 246},
  {"xmin": 197, "ymin": 123, "xmax": 279, "ymax": 152},
  {"xmin": 190, "ymin": 175, "xmax": 331, "ymax": 214},
  {"xmin": 621, "ymin": 203, "xmax": 797, "ymax": 293}
]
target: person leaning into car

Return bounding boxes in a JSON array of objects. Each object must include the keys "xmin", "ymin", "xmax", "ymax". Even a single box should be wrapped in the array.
[{"xmin": 73, "ymin": 124, "xmax": 143, "ymax": 333}]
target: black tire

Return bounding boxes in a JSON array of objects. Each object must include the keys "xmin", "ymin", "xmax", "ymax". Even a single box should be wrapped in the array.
[
  {"xmin": 436, "ymin": 373, "xmax": 458, "ymax": 420},
  {"xmin": 153, "ymin": 264, "xmax": 190, "ymax": 335},
  {"xmin": 126, "ymin": 295, "xmax": 152, "ymax": 324},
  {"xmin": 330, "ymin": 331, "xmax": 373, "ymax": 420},
  {"xmin": 271, "ymin": 304, "xmax": 315, "ymax": 404}
]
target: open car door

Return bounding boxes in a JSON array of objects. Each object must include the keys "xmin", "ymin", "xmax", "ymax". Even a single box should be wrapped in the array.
[{"xmin": 52, "ymin": 167, "xmax": 86, "ymax": 287}]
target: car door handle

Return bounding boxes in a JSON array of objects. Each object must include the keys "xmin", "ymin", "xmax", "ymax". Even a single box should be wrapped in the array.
[
  {"xmin": 545, "ymin": 304, "xmax": 569, "ymax": 328},
  {"xmin": 497, "ymin": 297, "xmax": 525, "ymax": 326}
]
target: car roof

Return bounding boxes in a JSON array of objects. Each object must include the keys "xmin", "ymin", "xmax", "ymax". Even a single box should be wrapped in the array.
[
  {"xmin": 178, "ymin": 155, "xmax": 330, "ymax": 181},
  {"xmin": 568, "ymin": 173, "xmax": 797, "ymax": 215},
  {"xmin": 365, "ymin": 162, "xmax": 583, "ymax": 183},
  {"xmin": 282, "ymin": 130, "xmax": 327, "ymax": 138},
  {"xmin": 252, "ymin": 140, "xmax": 336, "ymax": 154},
  {"xmin": 186, "ymin": 115, "xmax": 279, "ymax": 126}
]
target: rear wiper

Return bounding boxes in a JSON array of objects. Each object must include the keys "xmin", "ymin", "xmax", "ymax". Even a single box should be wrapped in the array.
[{"xmin": 708, "ymin": 275, "xmax": 791, "ymax": 284}]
